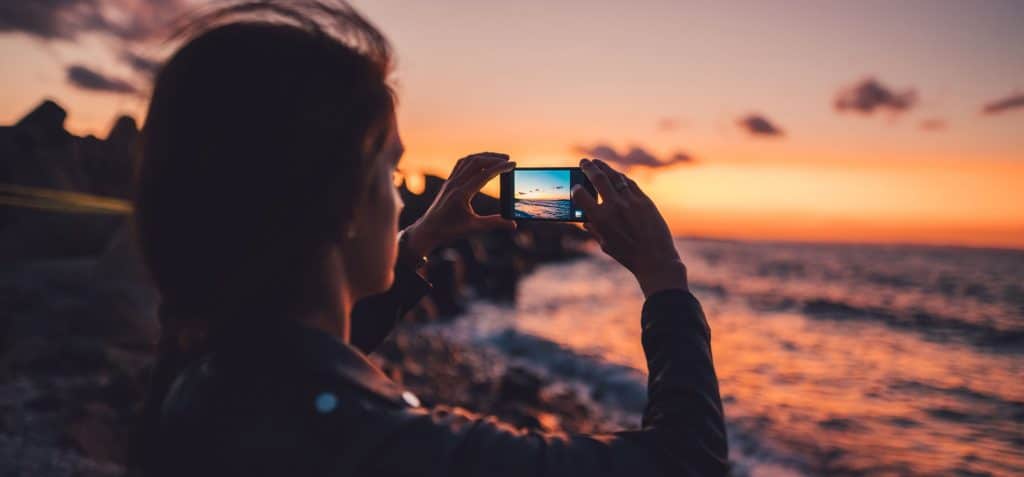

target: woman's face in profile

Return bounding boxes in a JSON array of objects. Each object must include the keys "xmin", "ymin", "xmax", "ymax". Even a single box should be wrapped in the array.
[{"xmin": 342, "ymin": 119, "xmax": 404, "ymax": 299}]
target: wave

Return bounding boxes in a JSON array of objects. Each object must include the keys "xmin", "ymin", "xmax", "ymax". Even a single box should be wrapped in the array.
[
  {"xmin": 514, "ymin": 199, "xmax": 571, "ymax": 220},
  {"xmin": 437, "ymin": 315, "xmax": 813, "ymax": 476},
  {"xmin": 688, "ymin": 279, "xmax": 1024, "ymax": 352},
  {"xmin": 484, "ymin": 328, "xmax": 649, "ymax": 414}
]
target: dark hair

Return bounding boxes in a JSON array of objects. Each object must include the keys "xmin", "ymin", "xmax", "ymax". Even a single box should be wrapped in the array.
[{"xmin": 132, "ymin": 0, "xmax": 394, "ymax": 467}]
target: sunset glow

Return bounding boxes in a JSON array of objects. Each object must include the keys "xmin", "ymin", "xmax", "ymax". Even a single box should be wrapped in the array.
[
  {"xmin": 2, "ymin": 0, "xmax": 1022, "ymax": 248},
  {"xmin": 3, "ymin": 3, "xmax": 1022, "ymax": 476}
]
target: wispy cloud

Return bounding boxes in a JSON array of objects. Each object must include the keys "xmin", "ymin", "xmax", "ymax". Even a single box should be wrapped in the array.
[
  {"xmin": 981, "ymin": 93, "xmax": 1024, "ymax": 115},
  {"xmin": 919, "ymin": 118, "xmax": 947, "ymax": 131},
  {"xmin": 574, "ymin": 144, "xmax": 694, "ymax": 169},
  {"xmin": 1, "ymin": 0, "xmax": 181, "ymax": 92},
  {"xmin": 66, "ymin": 65, "xmax": 137, "ymax": 94},
  {"xmin": 0, "ymin": 0, "xmax": 186, "ymax": 41},
  {"xmin": 737, "ymin": 114, "xmax": 784, "ymax": 137},
  {"xmin": 657, "ymin": 117, "xmax": 682, "ymax": 132},
  {"xmin": 834, "ymin": 77, "xmax": 917, "ymax": 114},
  {"xmin": 120, "ymin": 50, "xmax": 161, "ymax": 76},
  {"xmin": 0, "ymin": 0, "xmax": 105, "ymax": 40}
]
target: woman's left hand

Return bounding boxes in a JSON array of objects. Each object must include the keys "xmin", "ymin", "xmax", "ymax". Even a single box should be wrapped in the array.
[{"xmin": 402, "ymin": 152, "xmax": 516, "ymax": 256}]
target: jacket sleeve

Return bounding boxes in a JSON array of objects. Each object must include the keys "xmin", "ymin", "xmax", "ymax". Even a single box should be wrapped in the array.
[
  {"xmin": 336, "ymin": 288, "xmax": 729, "ymax": 476},
  {"xmin": 349, "ymin": 264, "xmax": 432, "ymax": 354}
]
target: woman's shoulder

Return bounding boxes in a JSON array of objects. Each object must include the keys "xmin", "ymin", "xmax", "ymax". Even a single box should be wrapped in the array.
[
  {"xmin": 152, "ymin": 349, "xmax": 390, "ymax": 475},
  {"xmin": 154, "ymin": 323, "xmax": 425, "ymax": 471}
]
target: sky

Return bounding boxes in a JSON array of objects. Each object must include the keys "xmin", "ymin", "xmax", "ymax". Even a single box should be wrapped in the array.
[
  {"xmin": 1, "ymin": 0, "xmax": 1023, "ymax": 248},
  {"xmin": 515, "ymin": 170, "xmax": 571, "ymax": 201}
]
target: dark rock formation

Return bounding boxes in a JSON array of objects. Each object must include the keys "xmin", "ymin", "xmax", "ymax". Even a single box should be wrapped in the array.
[
  {"xmin": 80, "ymin": 116, "xmax": 139, "ymax": 199},
  {"xmin": 0, "ymin": 101, "xmax": 137, "ymax": 264}
]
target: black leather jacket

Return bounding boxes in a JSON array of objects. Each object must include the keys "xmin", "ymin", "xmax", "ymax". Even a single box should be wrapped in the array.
[{"xmin": 150, "ymin": 266, "xmax": 728, "ymax": 476}]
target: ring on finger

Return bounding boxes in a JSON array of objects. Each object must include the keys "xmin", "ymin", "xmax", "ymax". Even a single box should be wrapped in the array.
[{"xmin": 613, "ymin": 179, "xmax": 628, "ymax": 192}]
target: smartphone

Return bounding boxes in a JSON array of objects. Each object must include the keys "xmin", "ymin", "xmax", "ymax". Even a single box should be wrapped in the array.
[{"xmin": 500, "ymin": 167, "xmax": 597, "ymax": 222}]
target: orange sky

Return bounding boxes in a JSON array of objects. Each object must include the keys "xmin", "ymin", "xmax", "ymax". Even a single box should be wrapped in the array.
[{"xmin": 1, "ymin": 0, "xmax": 1023, "ymax": 248}]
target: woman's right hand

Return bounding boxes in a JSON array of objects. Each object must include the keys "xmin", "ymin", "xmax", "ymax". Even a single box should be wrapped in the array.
[{"xmin": 572, "ymin": 159, "xmax": 689, "ymax": 298}]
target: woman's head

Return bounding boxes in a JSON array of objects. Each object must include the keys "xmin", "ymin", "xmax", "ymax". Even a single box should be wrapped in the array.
[{"xmin": 135, "ymin": 1, "xmax": 403, "ymax": 327}]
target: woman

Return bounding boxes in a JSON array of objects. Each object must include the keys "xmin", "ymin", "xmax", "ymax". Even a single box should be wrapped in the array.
[{"xmin": 135, "ymin": 2, "xmax": 727, "ymax": 476}]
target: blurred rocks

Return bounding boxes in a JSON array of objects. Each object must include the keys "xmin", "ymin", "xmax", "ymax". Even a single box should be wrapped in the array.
[
  {"xmin": 0, "ymin": 100, "xmax": 601, "ymax": 475},
  {"xmin": 372, "ymin": 329, "xmax": 602, "ymax": 435},
  {"xmin": 0, "ymin": 101, "xmax": 136, "ymax": 264},
  {"xmin": 499, "ymin": 366, "xmax": 543, "ymax": 406}
]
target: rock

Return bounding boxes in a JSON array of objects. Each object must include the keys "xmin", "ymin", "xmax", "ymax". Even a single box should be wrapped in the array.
[
  {"xmin": 80, "ymin": 115, "xmax": 138, "ymax": 199},
  {"xmin": 14, "ymin": 100, "xmax": 70, "ymax": 146},
  {"xmin": 0, "ymin": 100, "xmax": 136, "ymax": 263},
  {"xmin": 498, "ymin": 366, "xmax": 543, "ymax": 406},
  {"xmin": 11, "ymin": 339, "xmax": 112, "ymax": 377},
  {"xmin": 66, "ymin": 402, "xmax": 124, "ymax": 464},
  {"xmin": 497, "ymin": 403, "xmax": 545, "ymax": 430}
]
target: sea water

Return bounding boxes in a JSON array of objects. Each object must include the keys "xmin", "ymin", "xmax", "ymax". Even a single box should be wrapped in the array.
[
  {"xmin": 441, "ymin": 238, "xmax": 1024, "ymax": 476},
  {"xmin": 514, "ymin": 199, "xmax": 572, "ymax": 220}
]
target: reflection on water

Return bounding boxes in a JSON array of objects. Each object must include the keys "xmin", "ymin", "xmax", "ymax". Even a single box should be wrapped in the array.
[{"xmin": 506, "ymin": 239, "xmax": 1023, "ymax": 476}]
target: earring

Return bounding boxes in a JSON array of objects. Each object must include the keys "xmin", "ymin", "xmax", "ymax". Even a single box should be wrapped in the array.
[{"xmin": 346, "ymin": 224, "xmax": 358, "ymax": 239}]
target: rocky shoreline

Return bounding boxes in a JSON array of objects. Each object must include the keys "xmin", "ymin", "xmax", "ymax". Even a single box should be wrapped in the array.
[{"xmin": 0, "ymin": 101, "xmax": 604, "ymax": 475}]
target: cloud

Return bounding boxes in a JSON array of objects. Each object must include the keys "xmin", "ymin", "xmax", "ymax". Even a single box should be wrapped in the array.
[
  {"xmin": 2, "ymin": 1, "xmax": 181, "ymax": 94},
  {"xmin": 0, "ymin": 0, "xmax": 186, "ymax": 41},
  {"xmin": 66, "ymin": 65, "xmax": 137, "ymax": 94},
  {"xmin": 737, "ymin": 114, "xmax": 784, "ymax": 136},
  {"xmin": 657, "ymin": 117, "xmax": 681, "ymax": 131},
  {"xmin": 919, "ymin": 118, "xmax": 947, "ymax": 131},
  {"xmin": 834, "ymin": 77, "xmax": 917, "ymax": 114},
  {"xmin": 574, "ymin": 144, "xmax": 694, "ymax": 169},
  {"xmin": 0, "ymin": 0, "xmax": 103, "ymax": 40},
  {"xmin": 120, "ymin": 50, "xmax": 161, "ymax": 76},
  {"xmin": 981, "ymin": 93, "xmax": 1024, "ymax": 115}
]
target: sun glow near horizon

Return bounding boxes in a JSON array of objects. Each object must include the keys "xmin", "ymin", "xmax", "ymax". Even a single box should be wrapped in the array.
[{"xmin": 2, "ymin": 0, "xmax": 1023, "ymax": 249}]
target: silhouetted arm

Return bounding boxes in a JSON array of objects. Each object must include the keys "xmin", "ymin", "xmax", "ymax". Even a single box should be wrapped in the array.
[
  {"xmin": 636, "ymin": 288, "xmax": 728, "ymax": 474},
  {"xmin": 349, "ymin": 264, "xmax": 431, "ymax": 354}
]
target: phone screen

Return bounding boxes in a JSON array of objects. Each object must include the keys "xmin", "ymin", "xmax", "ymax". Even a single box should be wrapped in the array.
[{"xmin": 501, "ymin": 167, "xmax": 594, "ymax": 222}]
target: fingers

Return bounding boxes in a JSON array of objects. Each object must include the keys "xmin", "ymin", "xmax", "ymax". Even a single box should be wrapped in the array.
[
  {"xmin": 450, "ymin": 152, "xmax": 509, "ymax": 185},
  {"xmin": 592, "ymin": 159, "xmax": 637, "ymax": 201},
  {"xmin": 625, "ymin": 176, "xmax": 642, "ymax": 195},
  {"xmin": 462, "ymin": 159, "xmax": 515, "ymax": 194},
  {"xmin": 571, "ymin": 184, "xmax": 599, "ymax": 218},
  {"xmin": 579, "ymin": 158, "xmax": 619, "ymax": 203}
]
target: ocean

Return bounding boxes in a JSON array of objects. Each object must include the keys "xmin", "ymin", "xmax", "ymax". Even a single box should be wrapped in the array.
[
  {"xmin": 514, "ymin": 199, "xmax": 571, "ymax": 220},
  {"xmin": 436, "ymin": 238, "xmax": 1024, "ymax": 476}
]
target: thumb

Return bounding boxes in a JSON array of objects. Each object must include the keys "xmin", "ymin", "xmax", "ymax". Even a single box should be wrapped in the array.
[
  {"xmin": 571, "ymin": 185, "xmax": 598, "ymax": 218},
  {"xmin": 473, "ymin": 214, "xmax": 517, "ymax": 231}
]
